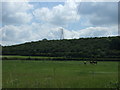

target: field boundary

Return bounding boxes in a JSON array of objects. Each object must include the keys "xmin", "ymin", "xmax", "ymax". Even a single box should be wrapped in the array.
[{"xmin": 1, "ymin": 56, "xmax": 120, "ymax": 61}]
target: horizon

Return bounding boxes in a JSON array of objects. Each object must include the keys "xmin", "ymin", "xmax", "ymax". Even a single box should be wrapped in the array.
[{"xmin": 1, "ymin": 36, "xmax": 119, "ymax": 47}]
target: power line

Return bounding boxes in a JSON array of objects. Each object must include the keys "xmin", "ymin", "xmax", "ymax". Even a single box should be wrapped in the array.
[{"xmin": 60, "ymin": 27, "xmax": 64, "ymax": 40}]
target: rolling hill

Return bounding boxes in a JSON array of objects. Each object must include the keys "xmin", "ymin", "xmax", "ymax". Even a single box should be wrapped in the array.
[{"xmin": 2, "ymin": 36, "xmax": 120, "ymax": 58}]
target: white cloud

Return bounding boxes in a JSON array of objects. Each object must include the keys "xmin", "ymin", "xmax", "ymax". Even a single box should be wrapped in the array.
[
  {"xmin": 63, "ymin": 26, "xmax": 118, "ymax": 39},
  {"xmin": 2, "ymin": 2, "xmax": 33, "ymax": 25},
  {"xmin": 1, "ymin": 22, "xmax": 118, "ymax": 46},
  {"xmin": 0, "ymin": 1, "xmax": 118, "ymax": 46},
  {"xmin": 77, "ymin": 26, "xmax": 118, "ymax": 37},
  {"xmin": 1, "ymin": 23, "xmax": 62, "ymax": 45},
  {"xmin": 33, "ymin": 1, "xmax": 80, "ymax": 26}
]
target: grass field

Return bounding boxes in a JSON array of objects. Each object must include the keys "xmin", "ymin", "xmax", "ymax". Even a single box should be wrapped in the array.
[{"xmin": 2, "ymin": 60, "xmax": 119, "ymax": 88}]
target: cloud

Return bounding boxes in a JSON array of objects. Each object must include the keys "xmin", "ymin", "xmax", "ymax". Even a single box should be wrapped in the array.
[
  {"xmin": 2, "ymin": 2, "xmax": 33, "ymax": 25},
  {"xmin": 1, "ymin": 23, "xmax": 62, "ymax": 45},
  {"xmin": 63, "ymin": 26, "xmax": 118, "ymax": 39},
  {"xmin": 33, "ymin": 1, "xmax": 80, "ymax": 26},
  {"xmin": 0, "ymin": 1, "xmax": 118, "ymax": 46},
  {"xmin": 1, "ymin": 22, "xmax": 118, "ymax": 46},
  {"xmin": 78, "ymin": 2, "xmax": 118, "ymax": 26},
  {"xmin": 77, "ymin": 26, "xmax": 118, "ymax": 37}
]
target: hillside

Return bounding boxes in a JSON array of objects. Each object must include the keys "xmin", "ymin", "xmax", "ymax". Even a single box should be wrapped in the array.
[{"xmin": 2, "ymin": 36, "xmax": 120, "ymax": 58}]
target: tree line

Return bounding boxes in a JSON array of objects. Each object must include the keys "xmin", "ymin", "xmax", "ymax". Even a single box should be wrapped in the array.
[{"xmin": 2, "ymin": 36, "xmax": 120, "ymax": 58}]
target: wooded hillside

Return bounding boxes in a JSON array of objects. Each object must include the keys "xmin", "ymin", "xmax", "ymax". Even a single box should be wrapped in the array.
[{"xmin": 2, "ymin": 36, "xmax": 120, "ymax": 58}]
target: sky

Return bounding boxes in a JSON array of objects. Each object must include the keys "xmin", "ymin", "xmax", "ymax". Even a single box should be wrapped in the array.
[{"xmin": 0, "ymin": 0, "xmax": 118, "ymax": 46}]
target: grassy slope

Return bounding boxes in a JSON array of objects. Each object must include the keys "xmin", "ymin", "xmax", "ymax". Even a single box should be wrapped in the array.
[{"xmin": 3, "ymin": 60, "xmax": 118, "ymax": 88}]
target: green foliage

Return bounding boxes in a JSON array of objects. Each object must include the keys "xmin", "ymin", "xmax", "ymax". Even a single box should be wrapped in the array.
[
  {"xmin": 2, "ymin": 36, "xmax": 120, "ymax": 58},
  {"xmin": 110, "ymin": 36, "xmax": 120, "ymax": 50}
]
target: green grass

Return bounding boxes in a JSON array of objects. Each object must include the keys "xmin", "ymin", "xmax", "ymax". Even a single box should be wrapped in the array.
[
  {"xmin": 1, "ymin": 55, "xmax": 66, "ymax": 60},
  {"xmin": 1, "ymin": 55, "xmax": 120, "ymax": 61},
  {"xmin": 1, "ymin": 55, "xmax": 55, "ymax": 58},
  {"xmin": 2, "ymin": 60, "xmax": 119, "ymax": 88}
]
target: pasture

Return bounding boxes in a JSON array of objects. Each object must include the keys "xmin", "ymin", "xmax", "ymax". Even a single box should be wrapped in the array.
[{"xmin": 2, "ymin": 60, "xmax": 119, "ymax": 88}]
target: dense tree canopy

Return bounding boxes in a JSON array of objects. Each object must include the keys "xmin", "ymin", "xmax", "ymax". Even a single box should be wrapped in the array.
[{"xmin": 2, "ymin": 36, "xmax": 120, "ymax": 58}]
